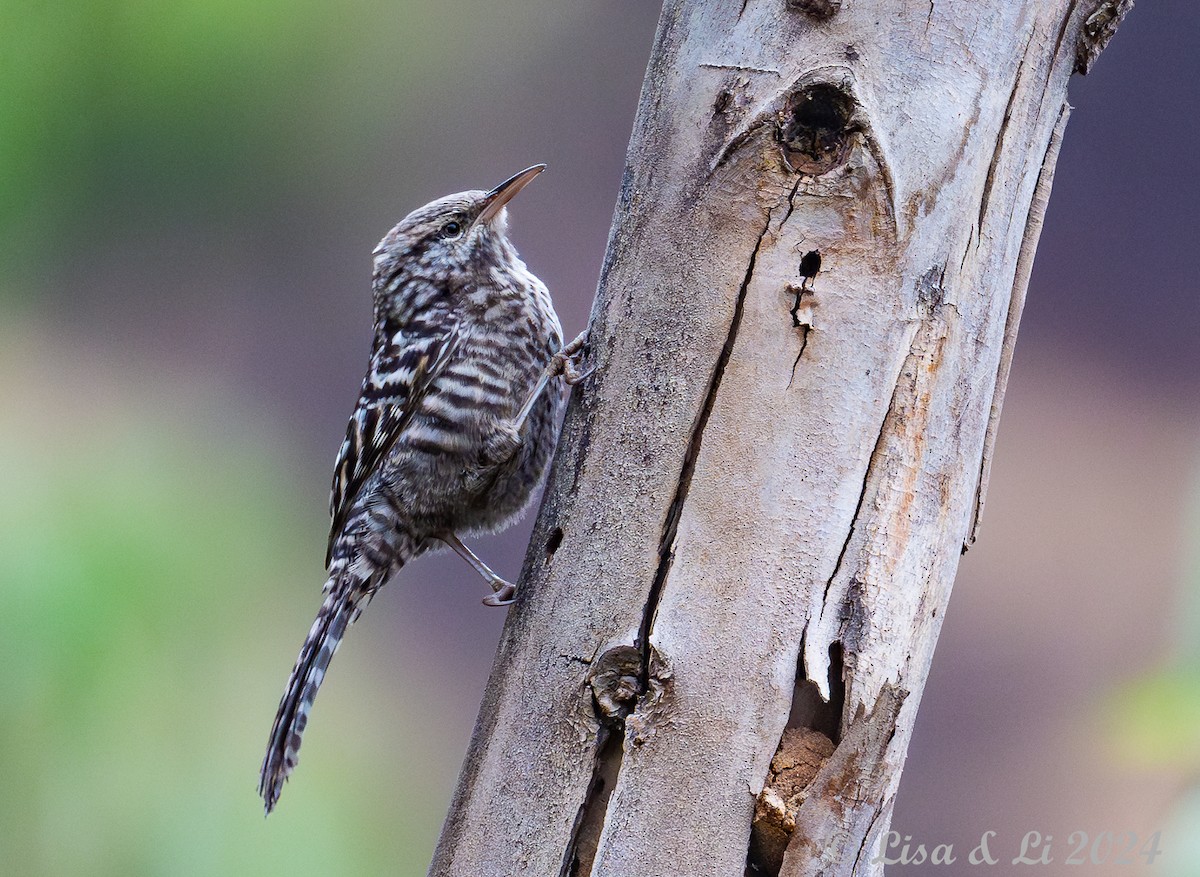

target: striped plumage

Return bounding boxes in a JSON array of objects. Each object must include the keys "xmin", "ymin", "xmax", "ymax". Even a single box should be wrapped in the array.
[{"xmin": 259, "ymin": 166, "xmax": 574, "ymax": 814}]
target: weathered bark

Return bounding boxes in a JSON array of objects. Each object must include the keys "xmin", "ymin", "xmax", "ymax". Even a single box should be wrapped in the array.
[{"xmin": 430, "ymin": 2, "xmax": 1131, "ymax": 875}]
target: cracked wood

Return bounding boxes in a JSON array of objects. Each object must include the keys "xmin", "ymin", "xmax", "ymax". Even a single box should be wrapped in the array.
[{"xmin": 429, "ymin": 2, "xmax": 1133, "ymax": 876}]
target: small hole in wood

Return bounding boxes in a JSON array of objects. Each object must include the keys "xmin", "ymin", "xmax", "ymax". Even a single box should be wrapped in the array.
[
  {"xmin": 786, "ymin": 0, "xmax": 841, "ymax": 18},
  {"xmin": 747, "ymin": 644, "xmax": 847, "ymax": 875},
  {"xmin": 787, "ymin": 642, "xmax": 844, "ymax": 742},
  {"xmin": 779, "ymin": 83, "xmax": 856, "ymax": 175},
  {"xmin": 713, "ymin": 88, "xmax": 733, "ymax": 116},
  {"xmin": 545, "ymin": 527, "xmax": 564, "ymax": 560}
]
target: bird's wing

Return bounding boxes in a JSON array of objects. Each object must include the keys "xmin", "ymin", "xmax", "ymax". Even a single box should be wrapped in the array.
[{"xmin": 326, "ymin": 319, "xmax": 462, "ymax": 564}]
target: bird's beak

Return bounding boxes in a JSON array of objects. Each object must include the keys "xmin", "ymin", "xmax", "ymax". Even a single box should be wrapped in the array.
[{"xmin": 477, "ymin": 164, "xmax": 545, "ymax": 225}]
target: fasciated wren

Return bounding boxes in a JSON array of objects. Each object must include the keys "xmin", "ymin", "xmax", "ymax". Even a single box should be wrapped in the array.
[{"xmin": 258, "ymin": 164, "xmax": 587, "ymax": 813}]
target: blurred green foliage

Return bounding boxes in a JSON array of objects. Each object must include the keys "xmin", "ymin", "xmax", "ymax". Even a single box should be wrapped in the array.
[
  {"xmin": 0, "ymin": 4, "xmax": 586, "ymax": 870},
  {"xmin": 0, "ymin": 0, "xmax": 572, "ymax": 279},
  {"xmin": 1105, "ymin": 463, "xmax": 1200, "ymax": 773},
  {"xmin": 1108, "ymin": 671, "xmax": 1200, "ymax": 771},
  {"xmin": 0, "ymin": 331, "xmax": 449, "ymax": 875},
  {"xmin": 2, "ymin": 0, "xmax": 321, "ymax": 269},
  {"xmin": 1103, "ymin": 460, "xmax": 1200, "ymax": 875}
]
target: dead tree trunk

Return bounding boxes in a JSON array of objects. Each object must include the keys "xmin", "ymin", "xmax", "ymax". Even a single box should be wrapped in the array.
[{"xmin": 430, "ymin": 1, "xmax": 1131, "ymax": 875}]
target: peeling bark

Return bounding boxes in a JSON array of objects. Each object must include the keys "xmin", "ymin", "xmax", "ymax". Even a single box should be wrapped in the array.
[{"xmin": 429, "ymin": 2, "xmax": 1131, "ymax": 875}]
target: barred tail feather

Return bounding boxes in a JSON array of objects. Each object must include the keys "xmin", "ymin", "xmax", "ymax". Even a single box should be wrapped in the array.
[{"xmin": 258, "ymin": 571, "xmax": 378, "ymax": 813}]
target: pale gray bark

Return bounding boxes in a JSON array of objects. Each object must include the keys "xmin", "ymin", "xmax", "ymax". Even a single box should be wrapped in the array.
[{"xmin": 430, "ymin": 2, "xmax": 1131, "ymax": 875}]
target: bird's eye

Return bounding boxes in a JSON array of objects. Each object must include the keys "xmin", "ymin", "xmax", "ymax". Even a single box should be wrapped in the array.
[{"xmin": 441, "ymin": 220, "xmax": 463, "ymax": 239}]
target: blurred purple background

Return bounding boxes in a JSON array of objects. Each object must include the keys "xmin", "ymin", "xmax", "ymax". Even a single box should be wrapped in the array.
[{"xmin": 2, "ymin": 2, "xmax": 1197, "ymax": 874}]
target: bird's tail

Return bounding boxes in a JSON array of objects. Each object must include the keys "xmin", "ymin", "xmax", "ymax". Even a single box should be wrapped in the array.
[{"xmin": 258, "ymin": 570, "xmax": 380, "ymax": 813}]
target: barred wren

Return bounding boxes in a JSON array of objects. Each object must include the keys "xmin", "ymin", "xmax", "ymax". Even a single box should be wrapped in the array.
[{"xmin": 259, "ymin": 164, "xmax": 587, "ymax": 813}]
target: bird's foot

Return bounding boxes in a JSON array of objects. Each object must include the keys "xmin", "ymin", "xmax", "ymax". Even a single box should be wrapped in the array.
[
  {"xmin": 482, "ymin": 579, "xmax": 516, "ymax": 607},
  {"xmin": 556, "ymin": 329, "xmax": 593, "ymax": 386},
  {"xmin": 438, "ymin": 531, "xmax": 517, "ymax": 607},
  {"xmin": 562, "ymin": 357, "xmax": 594, "ymax": 386}
]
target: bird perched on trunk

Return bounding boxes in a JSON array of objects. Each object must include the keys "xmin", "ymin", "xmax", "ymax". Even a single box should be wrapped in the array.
[{"xmin": 258, "ymin": 164, "xmax": 587, "ymax": 814}]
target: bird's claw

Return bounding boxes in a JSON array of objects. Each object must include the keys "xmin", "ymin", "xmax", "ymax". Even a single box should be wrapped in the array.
[
  {"xmin": 482, "ymin": 580, "xmax": 516, "ymax": 606},
  {"xmin": 556, "ymin": 329, "xmax": 592, "ymax": 386},
  {"xmin": 560, "ymin": 329, "xmax": 588, "ymax": 358}
]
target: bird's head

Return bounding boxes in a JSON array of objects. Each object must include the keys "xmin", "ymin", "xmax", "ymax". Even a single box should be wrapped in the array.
[{"xmin": 371, "ymin": 164, "xmax": 545, "ymax": 302}]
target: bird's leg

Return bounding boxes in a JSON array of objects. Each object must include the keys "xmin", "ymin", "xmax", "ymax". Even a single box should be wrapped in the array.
[
  {"xmin": 438, "ymin": 532, "xmax": 516, "ymax": 606},
  {"xmin": 558, "ymin": 329, "xmax": 592, "ymax": 386},
  {"xmin": 511, "ymin": 329, "xmax": 592, "ymax": 431}
]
